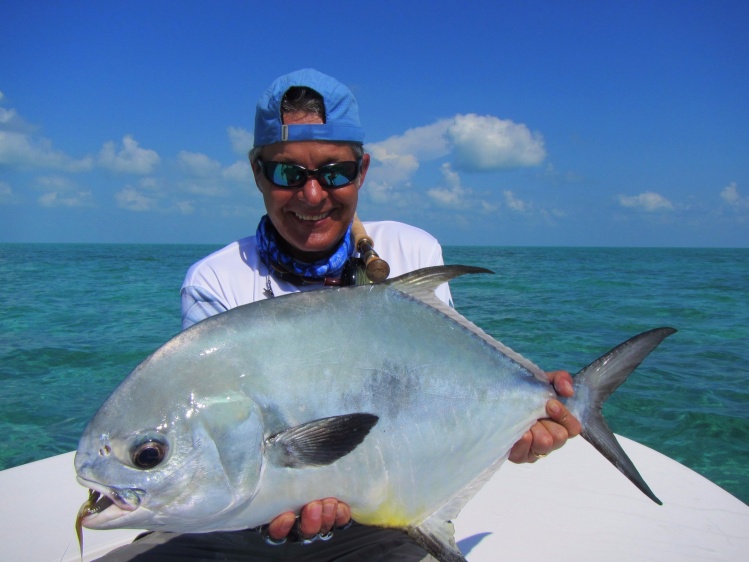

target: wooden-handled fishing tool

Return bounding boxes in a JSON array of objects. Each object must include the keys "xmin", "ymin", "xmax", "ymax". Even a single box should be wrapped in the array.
[{"xmin": 352, "ymin": 215, "xmax": 390, "ymax": 283}]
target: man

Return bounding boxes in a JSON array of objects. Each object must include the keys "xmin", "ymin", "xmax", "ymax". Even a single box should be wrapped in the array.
[{"xmin": 104, "ymin": 69, "xmax": 580, "ymax": 561}]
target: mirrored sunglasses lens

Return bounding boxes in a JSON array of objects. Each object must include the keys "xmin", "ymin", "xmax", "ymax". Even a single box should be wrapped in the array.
[
  {"xmin": 318, "ymin": 162, "xmax": 359, "ymax": 187},
  {"xmin": 268, "ymin": 163, "xmax": 306, "ymax": 187}
]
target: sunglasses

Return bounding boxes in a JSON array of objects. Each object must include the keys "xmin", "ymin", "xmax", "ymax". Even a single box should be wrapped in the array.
[{"xmin": 258, "ymin": 160, "xmax": 361, "ymax": 189}]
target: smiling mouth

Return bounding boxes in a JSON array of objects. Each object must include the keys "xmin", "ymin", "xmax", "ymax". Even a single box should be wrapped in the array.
[{"xmin": 293, "ymin": 211, "xmax": 330, "ymax": 221}]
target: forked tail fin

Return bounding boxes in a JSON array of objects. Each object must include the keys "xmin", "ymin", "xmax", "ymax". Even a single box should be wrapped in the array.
[{"xmin": 566, "ymin": 327, "xmax": 677, "ymax": 505}]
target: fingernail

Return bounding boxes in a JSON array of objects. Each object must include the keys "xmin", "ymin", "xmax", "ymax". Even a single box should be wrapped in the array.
[{"xmin": 323, "ymin": 502, "xmax": 336, "ymax": 517}]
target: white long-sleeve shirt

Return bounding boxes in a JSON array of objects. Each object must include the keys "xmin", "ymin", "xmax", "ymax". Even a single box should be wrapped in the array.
[{"xmin": 181, "ymin": 221, "xmax": 452, "ymax": 330}]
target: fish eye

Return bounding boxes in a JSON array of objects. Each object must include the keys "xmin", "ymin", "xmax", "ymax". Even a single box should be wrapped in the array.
[{"xmin": 131, "ymin": 438, "xmax": 168, "ymax": 469}]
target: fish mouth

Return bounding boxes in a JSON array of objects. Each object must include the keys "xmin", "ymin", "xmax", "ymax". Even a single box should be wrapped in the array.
[{"xmin": 76, "ymin": 479, "xmax": 144, "ymax": 530}]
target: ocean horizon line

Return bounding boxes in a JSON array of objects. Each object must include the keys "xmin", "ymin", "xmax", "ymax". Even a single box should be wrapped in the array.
[{"xmin": 1, "ymin": 241, "xmax": 747, "ymax": 251}]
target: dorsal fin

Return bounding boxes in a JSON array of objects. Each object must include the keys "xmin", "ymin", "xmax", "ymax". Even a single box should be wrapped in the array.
[
  {"xmin": 385, "ymin": 265, "xmax": 492, "ymax": 300},
  {"xmin": 386, "ymin": 266, "xmax": 549, "ymax": 382}
]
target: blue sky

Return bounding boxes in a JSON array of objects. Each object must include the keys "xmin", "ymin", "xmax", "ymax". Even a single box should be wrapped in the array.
[{"xmin": 1, "ymin": 1, "xmax": 747, "ymax": 247}]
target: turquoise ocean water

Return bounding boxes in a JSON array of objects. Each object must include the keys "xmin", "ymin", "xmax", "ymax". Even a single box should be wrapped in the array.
[{"xmin": 1, "ymin": 244, "xmax": 747, "ymax": 504}]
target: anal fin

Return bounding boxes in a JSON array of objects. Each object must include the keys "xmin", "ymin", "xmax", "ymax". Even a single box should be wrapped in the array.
[{"xmin": 409, "ymin": 516, "xmax": 467, "ymax": 562}]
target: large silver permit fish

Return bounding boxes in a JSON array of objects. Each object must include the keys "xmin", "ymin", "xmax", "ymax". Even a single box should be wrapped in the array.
[{"xmin": 75, "ymin": 266, "xmax": 675, "ymax": 562}]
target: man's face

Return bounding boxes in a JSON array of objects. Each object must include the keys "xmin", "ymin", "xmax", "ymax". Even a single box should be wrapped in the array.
[{"xmin": 253, "ymin": 114, "xmax": 369, "ymax": 262}]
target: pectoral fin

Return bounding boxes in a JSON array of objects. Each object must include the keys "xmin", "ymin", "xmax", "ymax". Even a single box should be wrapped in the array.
[{"xmin": 266, "ymin": 413, "xmax": 379, "ymax": 468}]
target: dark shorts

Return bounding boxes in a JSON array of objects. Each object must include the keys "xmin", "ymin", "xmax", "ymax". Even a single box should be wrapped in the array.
[{"xmin": 95, "ymin": 523, "xmax": 436, "ymax": 562}]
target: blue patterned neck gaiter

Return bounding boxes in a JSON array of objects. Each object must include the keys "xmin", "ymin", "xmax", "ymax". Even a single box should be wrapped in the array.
[{"xmin": 256, "ymin": 215, "xmax": 354, "ymax": 284}]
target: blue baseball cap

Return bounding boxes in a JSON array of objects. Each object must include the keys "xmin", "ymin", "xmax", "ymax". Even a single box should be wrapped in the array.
[{"xmin": 253, "ymin": 69, "xmax": 365, "ymax": 148}]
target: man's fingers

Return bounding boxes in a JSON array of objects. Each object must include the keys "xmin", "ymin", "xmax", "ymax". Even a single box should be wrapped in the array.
[
  {"xmin": 267, "ymin": 511, "xmax": 296, "ymax": 541},
  {"xmin": 546, "ymin": 399, "xmax": 582, "ymax": 438},
  {"xmin": 508, "ymin": 430, "xmax": 533, "ymax": 463},
  {"xmin": 509, "ymin": 424, "xmax": 553, "ymax": 464},
  {"xmin": 528, "ymin": 421, "xmax": 554, "ymax": 458},
  {"xmin": 510, "ymin": 413, "xmax": 579, "ymax": 464},
  {"xmin": 266, "ymin": 499, "xmax": 352, "ymax": 541},
  {"xmin": 320, "ymin": 498, "xmax": 338, "ymax": 535},
  {"xmin": 539, "ymin": 418, "xmax": 570, "ymax": 452},
  {"xmin": 508, "ymin": 377, "xmax": 582, "ymax": 465},
  {"xmin": 335, "ymin": 501, "xmax": 352, "ymax": 528},
  {"xmin": 299, "ymin": 500, "xmax": 323, "ymax": 538},
  {"xmin": 547, "ymin": 370, "xmax": 574, "ymax": 397}
]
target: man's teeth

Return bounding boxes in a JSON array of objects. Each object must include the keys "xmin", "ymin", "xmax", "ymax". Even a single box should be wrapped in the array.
[{"xmin": 295, "ymin": 212, "xmax": 329, "ymax": 221}]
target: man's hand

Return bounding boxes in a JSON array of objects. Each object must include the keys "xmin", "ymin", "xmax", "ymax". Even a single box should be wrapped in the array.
[
  {"xmin": 508, "ymin": 370, "xmax": 582, "ymax": 464},
  {"xmin": 267, "ymin": 498, "xmax": 351, "ymax": 541}
]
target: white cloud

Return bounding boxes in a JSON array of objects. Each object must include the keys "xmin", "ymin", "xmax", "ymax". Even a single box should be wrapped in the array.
[
  {"xmin": 181, "ymin": 181, "xmax": 229, "ymax": 197},
  {"xmin": 228, "ymin": 126, "xmax": 253, "ymax": 155},
  {"xmin": 172, "ymin": 151, "xmax": 250, "ymax": 203},
  {"xmin": 369, "ymin": 120, "xmax": 452, "ymax": 159},
  {"xmin": 223, "ymin": 159, "xmax": 252, "ymax": 183},
  {"xmin": 178, "ymin": 151, "xmax": 251, "ymax": 186},
  {"xmin": 99, "ymin": 135, "xmax": 160, "ymax": 174},
  {"xmin": 36, "ymin": 175, "xmax": 76, "ymax": 190},
  {"xmin": 116, "ymin": 187, "xmax": 159, "ymax": 211},
  {"xmin": 364, "ymin": 180, "xmax": 409, "ymax": 206},
  {"xmin": 720, "ymin": 182, "xmax": 747, "ymax": 207},
  {"xmin": 0, "ymin": 96, "xmax": 93, "ymax": 172},
  {"xmin": 178, "ymin": 150, "xmax": 222, "ymax": 177},
  {"xmin": 38, "ymin": 189, "xmax": 94, "ymax": 208},
  {"xmin": 428, "ymin": 183, "xmax": 472, "ymax": 207},
  {"xmin": 446, "ymin": 114, "xmax": 546, "ymax": 171},
  {"xmin": 364, "ymin": 115, "xmax": 546, "ymax": 204},
  {"xmin": 440, "ymin": 161, "xmax": 461, "ymax": 189},
  {"xmin": 0, "ymin": 91, "xmax": 15, "ymax": 124},
  {"xmin": 174, "ymin": 200, "xmax": 195, "ymax": 214},
  {"xmin": 36, "ymin": 176, "xmax": 93, "ymax": 207},
  {"xmin": 115, "ymin": 181, "xmax": 195, "ymax": 214},
  {"xmin": 138, "ymin": 177, "xmax": 160, "ymax": 191},
  {"xmin": 365, "ymin": 120, "xmax": 453, "ymax": 203},
  {"xmin": 0, "ymin": 180, "xmax": 13, "ymax": 203},
  {"xmin": 0, "ymin": 131, "xmax": 93, "ymax": 171},
  {"xmin": 218, "ymin": 202, "xmax": 257, "ymax": 218},
  {"xmin": 0, "ymin": 94, "xmax": 33, "ymax": 134},
  {"xmin": 0, "ymin": 107, "xmax": 16, "ymax": 124},
  {"xmin": 366, "ymin": 148, "xmax": 419, "ymax": 183},
  {"xmin": 501, "ymin": 189, "xmax": 563, "ymax": 221},
  {"xmin": 33, "ymin": 175, "xmax": 94, "ymax": 208},
  {"xmin": 428, "ymin": 163, "xmax": 473, "ymax": 208},
  {"xmin": 426, "ymin": 163, "xmax": 496, "ymax": 213},
  {"xmin": 618, "ymin": 191, "xmax": 674, "ymax": 212},
  {"xmin": 503, "ymin": 190, "xmax": 530, "ymax": 212}
]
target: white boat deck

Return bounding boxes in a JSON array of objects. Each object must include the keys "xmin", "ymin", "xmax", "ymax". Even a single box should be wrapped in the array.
[{"xmin": 2, "ymin": 435, "xmax": 747, "ymax": 561}]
